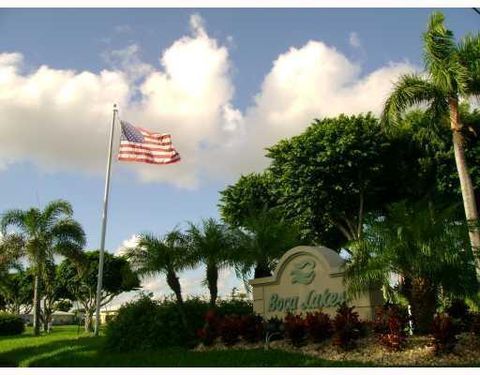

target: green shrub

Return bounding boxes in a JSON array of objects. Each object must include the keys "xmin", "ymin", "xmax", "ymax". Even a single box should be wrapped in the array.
[
  {"xmin": 105, "ymin": 295, "xmax": 205, "ymax": 351},
  {"xmin": 216, "ymin": 299, "xmax": 253, "ymax": 316},
  {"xmin": 471, "ymin": 312, "xmax": 480, "ymax": 336},
  {"xmin": 106, "ymin": 295, "xmax": 255, "ymax": 352},
  {"xmin": 0, "ymin": 312, "xmax": 25, "ymax": 336}
]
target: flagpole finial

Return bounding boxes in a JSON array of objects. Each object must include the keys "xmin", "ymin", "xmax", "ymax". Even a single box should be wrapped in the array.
[{"xmin": 113, "ymin": 103, "xmax": 117, "ymax": 111}]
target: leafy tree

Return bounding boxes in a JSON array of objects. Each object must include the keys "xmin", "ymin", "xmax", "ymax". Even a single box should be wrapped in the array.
[
  {"xmin": 57, "ymin": 250, "xmax": 140, "ymax": 332},
  {"xmin": 39, "ymin": 260, "xmax": 73, "ymax": 332},
  {"xmin": 234, "ymin": 207, "xmax": 302, "ymax": 280},
  {"xmin": 0, "ymin": 267, "xmax": 33, "ymax": 315},
  {"xmin": 382, "ymin": 12, "xmax": 480, "ymax": 274},
  {"xmin": 0, "ymin": 200, "xmax": 86, "ymax": 335},
  {"xmin": 54, "ymin": 299, "xmax": 73, "ymax": 312},
  {"xmin": 400, "ymin": 105, "xmax": 480, "ymax": 207},
  {"xmin": 266, "ymin": 113, "xmax": 415, "ymax": 250},
  {"xmin": 344, "ymin": 200, "xmax": 477, "ymax": 333},
  {"xmin": 0, "ymin": 233, "xmax": 24, "ymax": 271},
  {"xmin": 125, "ymin": 231, "xmax": 191, "ymax": 330},
  {"xmin": 219, "ymin": 172, "xmax": 279, "ymax": 228},
  {"xmin": 186, "ymin": 218, "xmax": 239, "ymax": 306},
  {"xmin": 0, "ymin": 234, "xmax": 27, "ymax": 313}
]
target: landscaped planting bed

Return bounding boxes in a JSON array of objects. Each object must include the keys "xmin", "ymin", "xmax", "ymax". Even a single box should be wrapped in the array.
[{"xmin": 195, "ymin": 332, "xmax": 480, "ymax": 366}]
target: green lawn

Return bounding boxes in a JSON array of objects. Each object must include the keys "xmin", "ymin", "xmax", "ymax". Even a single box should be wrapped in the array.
[{"xmin": 0, "ymin": 326, "xmax": 361, "ymax": 367}]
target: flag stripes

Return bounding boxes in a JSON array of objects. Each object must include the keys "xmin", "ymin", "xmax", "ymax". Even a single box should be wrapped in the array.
[{"xmin": 117, "ymin": 120, "xmax": 181, "ymax": 165}]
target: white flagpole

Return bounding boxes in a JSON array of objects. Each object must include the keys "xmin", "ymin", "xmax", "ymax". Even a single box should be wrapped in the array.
[{"xmin": 94, "ymin": 104, "xmax": 118, "ymax": 336}]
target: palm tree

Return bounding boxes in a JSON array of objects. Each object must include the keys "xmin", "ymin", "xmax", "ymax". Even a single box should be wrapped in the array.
[
  {"xmin": 186, "ymin": 218, "xmax": 238, "ymax": 306},
  {"xmin": 235, "ymin": 208, "xmax": 301, "ymax": 281},
  {"xmin": 0, "ymin": 200, "xmax": 86, "ymax": 335},
  {"xmin": 125, "ymin": 230, "xmax": 190, "ymax": 329},
  {"xmin": 382, "ymin": 12, "xmax": 480, "ymax": 276},
  {"xmin": 344, "ymin": 200, "xmax": 477, "ymax": 333}
]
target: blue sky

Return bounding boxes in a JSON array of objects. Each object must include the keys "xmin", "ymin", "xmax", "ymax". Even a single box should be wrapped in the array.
[{"xmin": 0, "ymin": 8, "xmax": 478, "ymax": 300}]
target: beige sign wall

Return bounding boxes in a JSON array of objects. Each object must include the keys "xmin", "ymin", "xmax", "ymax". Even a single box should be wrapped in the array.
[{"xmin": 250, "ymin": 245, "xmax": 383, "ymax": 320}]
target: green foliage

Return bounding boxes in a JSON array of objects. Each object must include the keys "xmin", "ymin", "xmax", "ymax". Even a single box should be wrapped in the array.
[
  {"xmin": 105, "ymin": 295, "xmax": 192, "ymax": 351},
  {"xmin": 0, "ymin": 199, "xmax": 85, "ymax": 335},
  {"xmin": 234, "ymin": 207, "xmax": 302, "ymax": 278},
  {"xmin": 186, "ymin": 218, "xmax": 240, "ymax": 305},
  {"xmin": 382, "ymin": 12, "xmax": 480, "ymax": 279},
  {"xmin": 266, "ymin": 113, "xmax": 406, "ymax": 248},
  {"xmin": 345, "ymin": 200, "xmax": 478, "ymax": 302},
  {"xmin": 216, "ymin": 298, "xmax": 253, "ymax": 316},
  {"xmin": 58, "ymin": 250, "xmax": 140, "ymax": 332},
  {"xmin": 55, "ymin": 300, "xmax": 73, "ymax": 312},
  {"xmin": 219, "ymin": 172, "xmax": 280, "ymax": 228},
  {"xmin": 0, "ymin": 312, "xmax": 25, "ymax": 336},
  {"xmin": 399, "ymin": 106, "xmax": 480, "ymax": 203},
  {"xmin": 105, "ymin": 294, "xmax": 258, "ymax": 352},
  {"xmin": 58, "ymin": 251, "xmax": 139, "ymax": 300},
  {"xmin": 0, "ymin": 326, "xmax": 361, "ymax": 367},
  {"xmin": 383, "ymin": 12, "xmax": 480, "ymax": 127},
  {"xmin": 0, "ymin": 267, "xmax": 33, "ymax": 314}
]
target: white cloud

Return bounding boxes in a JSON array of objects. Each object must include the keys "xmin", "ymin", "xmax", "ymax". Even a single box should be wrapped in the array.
[
  {"xmin": 0, "ymin": 15, "xmax": 416, "ymax": 188},
  {"xmin": 114, "ymin": 24, "xmax": 133, "ymax": 34},
  {"xmin": 115, "ymin": 233, "xmax": 140, "ymax": 255},
  {"xmin": 101, "ymin": 44, "xmax": 153, "ymax": 83},
  {"xmin": 349, "ymin": 32, "xmax": 362, "ymax": 49},
  {"xmin": 207, "ymin": 41, "xmax": 415, "ymax": 176}
]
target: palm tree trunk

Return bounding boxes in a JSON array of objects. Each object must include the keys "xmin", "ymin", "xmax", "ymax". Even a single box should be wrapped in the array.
[
  {"xmin": 43, "ymin": 298, "xmax": 49, "ymax": 332},
  {"xmin": 166, "ymin": 270, "xmax": 188, "ymax": 330},
  {"xmin": 450, "ymin": 99, "xmax": 480, "ymax": 279},
  {"xmin": 409, "ymin": 276, "xmax": 437, "ymax": 334},
  {"xmin": 32, "ymin": 274, "xmax": 41, "ymax": 336},
  {"xmin": 206, "ymin": 263, "xmax": 218, "ymax": 307}
]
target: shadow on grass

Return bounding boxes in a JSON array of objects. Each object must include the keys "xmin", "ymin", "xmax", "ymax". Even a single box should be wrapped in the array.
[
  {"xmin": 27, "ymin": 346, "xmax": 368, "ymax": 367},
  {"xmin": 0, "ymin": 336, "xmax": 101, "ymax": 367},
  {"xmin": 0, "ymin": 328, "xmax": 368, "ymax": 367}
]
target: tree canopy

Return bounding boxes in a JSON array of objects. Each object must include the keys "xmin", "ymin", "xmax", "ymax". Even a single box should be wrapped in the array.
[
  {"xmin": 57, "ymin": 250, "xmax": 140, "ymax": 332},
  {"xmin": 266, "ymin": 113, "xmax": 424, "ymax": 249}
]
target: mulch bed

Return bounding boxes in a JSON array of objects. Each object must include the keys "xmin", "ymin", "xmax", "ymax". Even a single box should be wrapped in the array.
[{"xmin": 194, "ymin": 333, "xmax": 480, "ymax": 366}]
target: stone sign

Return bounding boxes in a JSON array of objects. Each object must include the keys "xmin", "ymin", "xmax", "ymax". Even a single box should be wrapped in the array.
[{"xmin": 250, "ymin": 245, "xmax": 383, "ymax": 320}]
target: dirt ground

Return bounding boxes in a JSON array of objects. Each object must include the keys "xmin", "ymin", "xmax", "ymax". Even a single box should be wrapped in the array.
[{"xmin": 195, "ymin": 332, "xmax": 480, "ymax": 366}]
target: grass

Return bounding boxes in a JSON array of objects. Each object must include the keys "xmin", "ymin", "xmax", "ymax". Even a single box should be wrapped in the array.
[{"xmin": 0, "ymin": 325, "xmax": 361, "ymax": 367}]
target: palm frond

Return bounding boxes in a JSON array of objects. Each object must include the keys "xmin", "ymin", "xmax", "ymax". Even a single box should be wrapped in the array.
[
  {"xmin": 42, "ymin": 199, "xmax": 73, "ymax": 226},
  {"xmin": 344, "ymin": 200, "xmax": 477, "ymax": 301},
  {"xmin": 382, "ymin": 74, "xmax": 447, "ymax": 127},
  {"xmin": 1, "ymin": 209, "xmax": 28, "ymax": 234},
  {"xmin": 458, "ymin": 32, "xmax": 480, "ymax": 97},
  {"xmin": 50, "ymin": 218, "xmax": 86, "ymax": 248},
  {"xmin": 423, "ymin": 11, "xmax": 468, "ymax": 95}
]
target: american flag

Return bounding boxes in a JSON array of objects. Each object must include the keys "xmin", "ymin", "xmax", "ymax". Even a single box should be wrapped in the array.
[{"xmin": 117, "ymin": 120, "xmax": 181, "ymax": 165}]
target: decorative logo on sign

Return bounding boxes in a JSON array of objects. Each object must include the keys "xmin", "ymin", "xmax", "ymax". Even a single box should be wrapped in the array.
[{"xmin": 290, "ymin": 259, "xmax": 316, "ymax": 285}]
